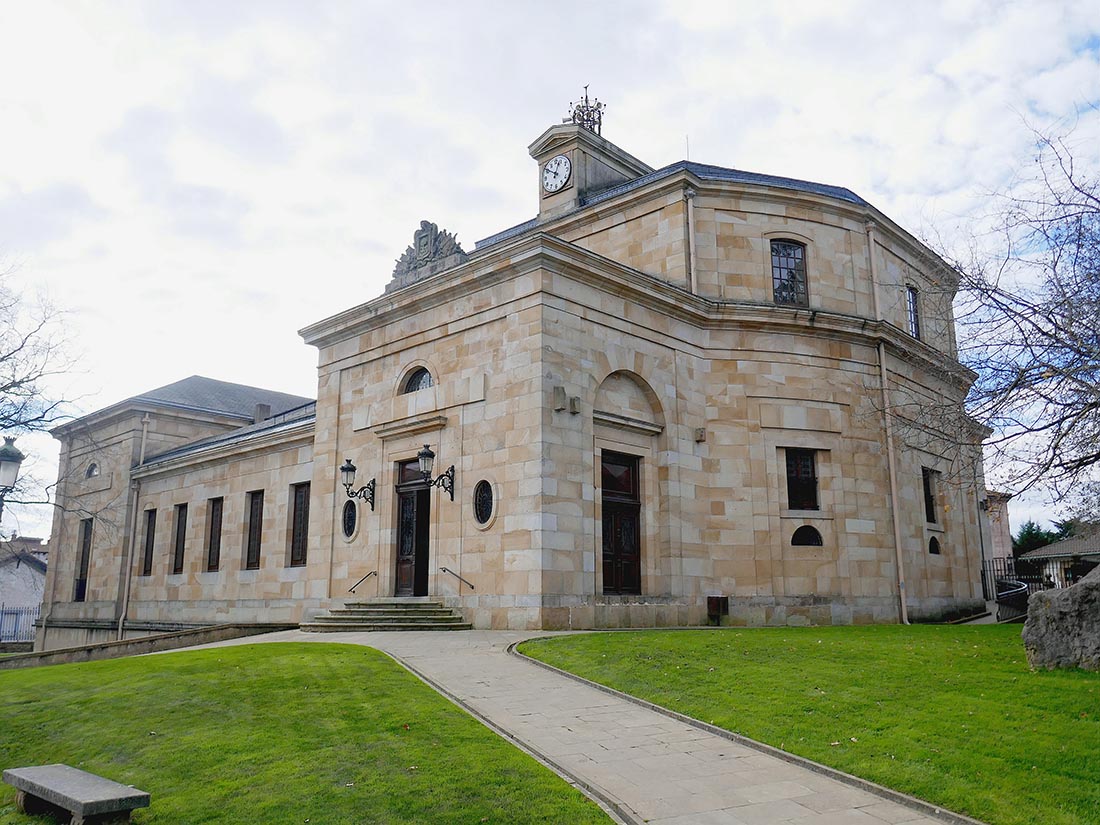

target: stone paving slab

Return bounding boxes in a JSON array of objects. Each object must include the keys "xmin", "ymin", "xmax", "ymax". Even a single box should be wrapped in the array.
[{"xmin": 182, "ymin": 630, "xmax": 981, "ymax": 825}]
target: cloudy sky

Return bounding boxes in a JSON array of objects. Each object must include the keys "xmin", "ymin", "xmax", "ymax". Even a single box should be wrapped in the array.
[{"xmin": 2, "ymin": 0, "xmax": 1098, "ymax": 537}]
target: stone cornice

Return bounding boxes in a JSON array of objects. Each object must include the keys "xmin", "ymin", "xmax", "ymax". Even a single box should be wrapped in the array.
[
  {"xmin": 301, "ymin": 232, "xmax": 974, "ymax": 390},
  {"xmin": 51, "ymin": 402, "xmax": 250, "ymax": 441},
  {"xmin": 130, "ymin": 420, "xmax": 314, "ymax": 481}
]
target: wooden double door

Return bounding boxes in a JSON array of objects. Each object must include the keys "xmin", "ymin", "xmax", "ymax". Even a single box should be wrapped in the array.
[
  {"xmin": 601, "ymin": 451, "xmax": 641, "ymax": 595},
  {"xmin": 395, "ymin": 460, "xmax": 430, "ymax": 597}
]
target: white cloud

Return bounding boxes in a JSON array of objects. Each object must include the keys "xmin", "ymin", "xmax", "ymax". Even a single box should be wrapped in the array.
[{"xmin": 0, "ymin": 0, "xmax": 1097, "ymax": 536}]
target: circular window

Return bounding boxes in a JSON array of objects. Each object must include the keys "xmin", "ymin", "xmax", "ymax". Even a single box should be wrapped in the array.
[
  {"xmin": 342, "ymin": 500, "xmax": 357, "ymax": 539},
  {"xmin": 473, "ymin": 480, "xmax": 494, "ymax": 525}
]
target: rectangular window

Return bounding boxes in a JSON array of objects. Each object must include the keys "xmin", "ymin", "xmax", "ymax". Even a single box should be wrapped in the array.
[
  {"xmin": 907, "ymin": 286, "xmax": 921, "ymax": 340},
  {"xmin": 206, "ymin": 497, "xmax": 223, "ymax": 572},
  {"xmin": 74, "ymin": 518, "xmax": 93, "ymax": 602},
  {"xmin": 771, "ymin": 239, "xmax": 809, "ymax": 307},
  {"xmin": 172, "ymin": 504, "xmax": 188, "ymax": 574},
  {"xmin": 142, "ymin": 509, "xmax": 156, "ymax": 576},
  {"xmin": 786, "ymin": 448, "xmax": 819, "ymax": 510},
  {"xmin": 923, "ymin": 468, "xmax": 938, "ymax": 524},
  {"xmin": 245, "ymin": 490, "xmax": 264, "ymax": 570},
  {"xmin": 289, "ymin": 482, "xmax": 310, "ymax": 567}
]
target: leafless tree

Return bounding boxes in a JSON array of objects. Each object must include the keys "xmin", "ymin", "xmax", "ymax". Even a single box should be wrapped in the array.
[
  {"xmin": 0, "ymin": 265, "xmax": 79, "ymax": 533},
  {"xmin": 948, "ymin": 126, "xmax": 1100, "ymax": 518},
  {"xmin": 0, "ymin": 268, "xmax": 73, "ymax": 435}
]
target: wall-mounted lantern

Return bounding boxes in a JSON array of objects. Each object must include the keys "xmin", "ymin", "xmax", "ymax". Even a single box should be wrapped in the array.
[
  {"xmin": 416, "ymin": 444, "xmax": 454, "ymax": 501},
  {"xmin": 340, "ymin": 458, "xmax": 375, "ymax": 511},
  {"xmin": 0, "ymin": 436, "xmax": 25, "ymax": 523}
]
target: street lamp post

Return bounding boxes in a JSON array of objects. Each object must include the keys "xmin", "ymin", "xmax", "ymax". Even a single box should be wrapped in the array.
[{"xmin": 0, "ymin": 436, "xmax": 26, "ymax": 524}]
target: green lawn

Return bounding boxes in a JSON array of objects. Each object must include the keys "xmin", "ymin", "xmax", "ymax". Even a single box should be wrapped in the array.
[
  {"xmin": 519, "ymin": 625, "xmax": 1100, "ymax": 825},
  {"xmin": 0, "ymin": 643, "xmax": 611, "ymax": 824}
]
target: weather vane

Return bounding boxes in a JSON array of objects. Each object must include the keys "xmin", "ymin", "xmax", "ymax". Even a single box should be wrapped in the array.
[{"xmin": 566, "ymin": 85, "xmax": 605, "ymax": 135}]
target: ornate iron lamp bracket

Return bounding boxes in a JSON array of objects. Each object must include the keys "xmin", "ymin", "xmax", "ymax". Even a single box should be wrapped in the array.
[
  {"xmin": 344, "ymin": 477, "xmax": 376, "ymax": 511},
  {"xmin": 429, "ymin": 465, "xmax": 455, "ymax": 502}
]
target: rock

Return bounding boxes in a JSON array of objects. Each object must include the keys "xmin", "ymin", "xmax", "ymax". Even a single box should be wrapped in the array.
[{"xmin": 1022, "ymin": 564, "xmax": 1100, "ymax": 670}]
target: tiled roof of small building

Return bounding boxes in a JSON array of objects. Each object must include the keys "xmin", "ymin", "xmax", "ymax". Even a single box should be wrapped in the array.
[
  {"xmin": 1019, "ymin": 531, "xmax": 1100, "ymax": 560},
  {"xmin": 476, "ymin": 161, "xmax": 867, "ymax": 249},
  {"xmin": 130, "ymin": 376, "xmax": 313, "ymax": 419}
]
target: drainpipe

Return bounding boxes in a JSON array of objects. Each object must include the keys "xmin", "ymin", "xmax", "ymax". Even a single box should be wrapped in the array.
[
  {"xmin": 866, "ymin": 221, "xmax": 909, "ymax": 624},
  {"xmin": 684, "ymin": 187, "xmax": 698, "ymax": 294},
  {"xmin": 138, "ymin": 413, "xmax": 150, "ymax": 463},
  {"xmin": 116, "ymin": 478, "xmax": 140, "ymax": 640}
]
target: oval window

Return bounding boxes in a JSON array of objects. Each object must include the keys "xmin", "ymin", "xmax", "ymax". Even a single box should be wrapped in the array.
[
  {"xmin": 791, "ymin": 525, "xmax": 823, "ymax": 546},
  {"xmin": 342, "ymin": 500, "xmax": 357, "ymax": 538},
  {"xmin": 401, "ymin": 367, "xmax": 433, "ymax": 394},
  {"xmin": 473, "ymin": 480, "xmax": 494, "ymax": 525},
  {"xmin": 928, "ymin": 536, "xmax": 941, "ymax": 555}
]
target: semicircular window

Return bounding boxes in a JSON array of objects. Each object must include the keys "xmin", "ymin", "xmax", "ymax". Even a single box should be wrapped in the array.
[
  {"xmin": 401, "ymin": 367, "xmax": 434, "ymax": 394},
  {"xmin": 342, "ymin": 500, "xmax": 357, "ymax": 538},
  {"xmin": 928, "ymin": 536, "xmax": 941, "ymax": 555},
  {"xmin": 85, "ymin": 462, "xmax": 100, "ymax": 478},
  {"xmin": 473, "ymin": 480, "xmax": 494, "ymax": 525},
  {"xmin": 791, "ymin": 525, "xmax": 823, "ymax": 546}
]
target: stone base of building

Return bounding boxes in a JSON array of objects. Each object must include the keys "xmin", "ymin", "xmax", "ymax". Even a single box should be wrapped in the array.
[{"xmin": 445, "ymin": 593, "xmax": 987, "ymax": 630}]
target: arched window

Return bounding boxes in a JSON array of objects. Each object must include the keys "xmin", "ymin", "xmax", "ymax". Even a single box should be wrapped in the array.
[
  {"xmin": 791, "ymin": 525, "xmax": 823, "ymax": 546},
  {"xmin": 906, "ymin": 286, "xmax": 921, "ymax": 340},
  {"xmin": 770, "ymin": 239, "xmax": 808, "ymax": 307},
  {"xmin": 85, "ymin": 462, "xmax": 100, "ymax": 479},
  {"xmin": 928, "ymin": 536, "xmax": 941, "ymax": 555},
  {"xmin": 401, "ymin": 367, "xmax": 433, "ymax": 394}
]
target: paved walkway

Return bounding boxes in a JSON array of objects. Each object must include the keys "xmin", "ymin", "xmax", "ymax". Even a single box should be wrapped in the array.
[{"xmin": 192, "ymin": 630, "xmax": 970, "ymax": 825}]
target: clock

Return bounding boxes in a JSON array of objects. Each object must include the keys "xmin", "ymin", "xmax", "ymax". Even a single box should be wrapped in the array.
[{"xmin": 542, "ymin": 154, "xmax": 572, "ymax": 193}]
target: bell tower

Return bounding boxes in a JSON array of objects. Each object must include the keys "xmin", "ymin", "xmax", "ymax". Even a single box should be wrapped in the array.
[{"xmin": 529, "ymin": 89, "xmax": 653, "ymax": 222}]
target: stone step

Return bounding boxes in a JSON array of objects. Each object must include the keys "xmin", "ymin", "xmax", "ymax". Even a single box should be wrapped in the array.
[
  {"xmin": 310, "ymin": 614, "xmax": 468, "ymax": 625},
  {"xmin": 334, "ymin": 607, "xmax": 455, "ymax": 616},
  {"xmin": 326, "ymin": 609, "xmax": 457, "ymax": 619},
  {"xmin": 301, "ymin": 598, "xmax": 471, "ymax": 633},
  {"xmin": 299, "ymin": 621, "xmax": 473, "ymax": 632}
]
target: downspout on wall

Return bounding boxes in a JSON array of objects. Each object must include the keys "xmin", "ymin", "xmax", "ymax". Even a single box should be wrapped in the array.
[
  {"xmin": 866, "ymin": 221, "xmax": 910, "ymax": 624},
  {"xmin": 684, "ymin": 187, "xmax": 698, "ymax": 294},
  {"xmin": 117, "ymin": 413, "xmax": 152, "ymax": 639},
  {"xmin": 116, "ymin": 479, "xmax": 140, "ymax": 640}
]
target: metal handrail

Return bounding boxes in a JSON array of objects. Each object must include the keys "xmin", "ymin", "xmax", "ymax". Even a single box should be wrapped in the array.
[
  {"xmin": 440, "ymin": 566, "xmax": 475, "ymax": 591},
  {"xmin": 348, "ymin": 570, "xmax": 377, "ymax": 593}
]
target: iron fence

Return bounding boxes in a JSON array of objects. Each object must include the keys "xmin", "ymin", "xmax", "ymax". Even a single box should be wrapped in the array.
[{"xmin": 0, "ymin": 604, "xmax": 40, "ymax": 643}]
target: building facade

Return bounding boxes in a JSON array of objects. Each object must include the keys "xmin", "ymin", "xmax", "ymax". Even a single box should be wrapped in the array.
[{"xmin": 38, "ymin": 119, "xmax": 990, "ymax": 649}]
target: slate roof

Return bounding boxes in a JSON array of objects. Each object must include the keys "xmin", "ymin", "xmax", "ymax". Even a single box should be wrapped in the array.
[
  {"xmin": 475, "ymin": 160, "xmax": 868, "ymax": 249},
  {"xmin": 141, "ymin": 401, "xmax": 317, "ymax": 466},
  {"xmin": 1019, "ymin": 531, "xmax": 1100, "ymax": 560},
  {"xmin": 0, "ymin": 551, "xmax": 47, "ymax": 575},
  {"xmin": 128, "ymin": 376, "xmax": 313, "ymax": 420}
]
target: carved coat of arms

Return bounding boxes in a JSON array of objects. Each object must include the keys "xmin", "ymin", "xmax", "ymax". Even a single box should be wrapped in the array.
[{"xmin": 392, "ymin": 221, "xmax": 466, "ymax": 279}]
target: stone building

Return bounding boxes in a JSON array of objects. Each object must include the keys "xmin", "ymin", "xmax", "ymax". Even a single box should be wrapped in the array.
[{"xmin": 38, "ymin": 113, "xmax": 990, "ymax": 649}]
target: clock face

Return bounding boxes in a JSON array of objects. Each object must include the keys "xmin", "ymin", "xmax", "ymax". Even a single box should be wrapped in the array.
[{"xmin": 542, "ymin": 154, "xmax": 572, "ymax": 193}]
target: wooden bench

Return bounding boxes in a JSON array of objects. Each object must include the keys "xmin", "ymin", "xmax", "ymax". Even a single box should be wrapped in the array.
[{"xmin": 2, "ymin": 764, "xmax": 150, "ymax": 824}]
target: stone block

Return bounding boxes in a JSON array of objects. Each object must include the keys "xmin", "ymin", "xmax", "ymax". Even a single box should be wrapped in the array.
[{"xmin": 1023, "ymin": 566, "xmax": 1100, "ymax": 671}]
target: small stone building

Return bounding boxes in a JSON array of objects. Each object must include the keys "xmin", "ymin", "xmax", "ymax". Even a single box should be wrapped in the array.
[{"xmin": 38, "ymin": 116, "xmax": 990, "ymax": 649}]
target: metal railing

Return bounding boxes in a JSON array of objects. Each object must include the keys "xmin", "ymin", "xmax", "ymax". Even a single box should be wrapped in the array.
[
  {"xmin": 994, "ymin": 578, "xmax": 1031, "ymax": 623},
  {"xmin": 0, "ymin": 604, "xmax": 40, "ymax": 643},
  {"xmin": 348, "ymin": 570, "xmax": 376, "ymax": 594},
  {"xmin": 440, "ymin": 566, "xmax": 475, "ymax": 591}
]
